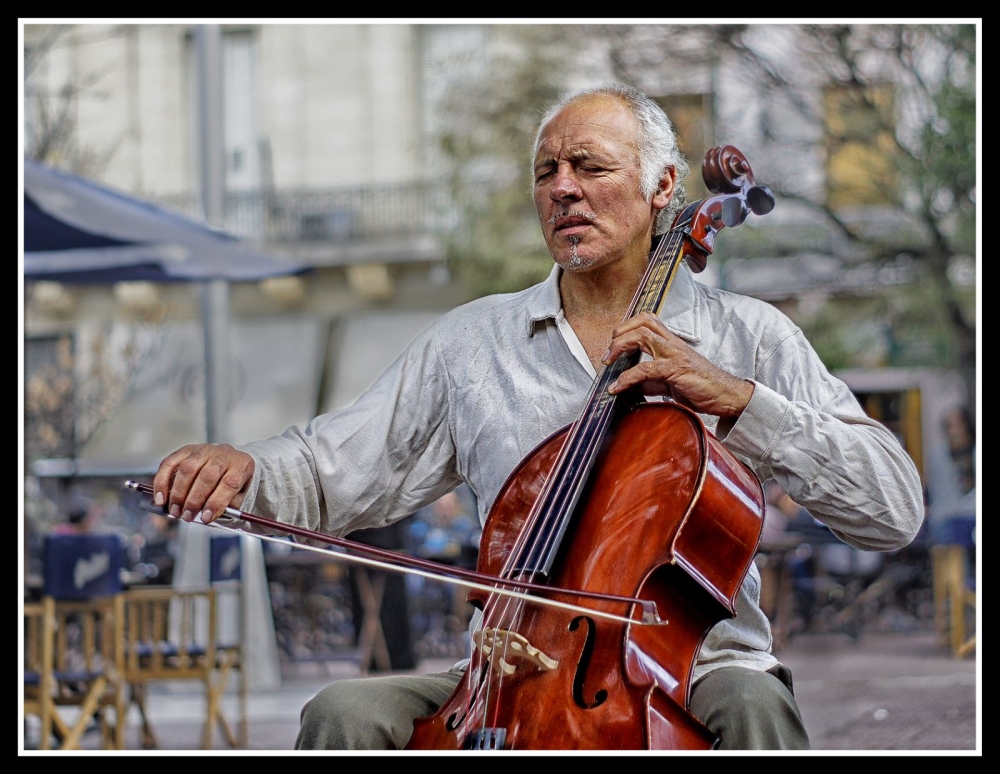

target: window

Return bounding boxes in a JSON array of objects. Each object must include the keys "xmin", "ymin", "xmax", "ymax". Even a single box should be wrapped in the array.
[
  {"xmin": 823, "ymin": 84, "xmax": 899, "ymax": 209},
  {"xmin": 222, "ymin": 29, "xmax": 259, "ymax": 193},
  {"xmin": 184, "ymin": 27, "xmax": 261, "ymax": 237}
]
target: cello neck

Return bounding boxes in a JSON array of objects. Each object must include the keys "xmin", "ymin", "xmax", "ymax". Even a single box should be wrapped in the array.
[{"xmin": 506, "ymin": 230, "xmax": 688, "ymax": 579}]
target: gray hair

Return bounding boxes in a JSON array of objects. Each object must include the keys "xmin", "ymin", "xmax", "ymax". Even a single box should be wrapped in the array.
[{"xmin": 533, "ymin": 83, "xmax": 690, "ymax": 234}]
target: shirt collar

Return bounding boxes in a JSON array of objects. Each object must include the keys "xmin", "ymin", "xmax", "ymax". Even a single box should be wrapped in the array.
[
  {"xmin": 525, "ymin": 260, "xmax": 702, "ymax": 343},
  {"xmin": 525, "ymin": 264, "xmax": 565, "ymax": 335},
  {"xmin": 659, "ymin": 259, "xmax": 702, "ymax": 343}
]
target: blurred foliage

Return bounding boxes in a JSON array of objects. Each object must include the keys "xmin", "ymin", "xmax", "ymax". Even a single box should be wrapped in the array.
[
  {"xmin": 24, "ymin": 316, "xmax": 170, "ymax": 470},
  {"xmin": 23, "ymin": 24, "xmax": 120, "ymax": 176},
  {"xmin": 24, "ymin": 334, "xmax": 78, "ymax": 462},
  {"xmin": 435, "ymin": 25, "xmax": 587, "ymax": 297}
]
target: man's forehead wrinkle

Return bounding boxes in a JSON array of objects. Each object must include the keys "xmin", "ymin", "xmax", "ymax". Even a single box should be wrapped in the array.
[
  {"xmin": 536, "ymin": 144, "xmax": 594, "ymax": 161},
  {"xmin": 545, "ymin": 115, "xmax": 625, "ymax": 133},
  {"xmin": 536, "ymin": 117, "xmax": 639, "ymax": 164},
  {"xmin": 535, "ymin": 139, "xmax": 617, "ymax": 169}
]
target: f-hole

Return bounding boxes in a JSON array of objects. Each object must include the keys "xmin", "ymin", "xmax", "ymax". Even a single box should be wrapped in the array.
[
  {"xmin": 445, "ymin": 660, "xmax": 492, "ymax": 732},
  {"xmin": 570, "ymin": 616, "xmax": 607, "ymax": 709}
]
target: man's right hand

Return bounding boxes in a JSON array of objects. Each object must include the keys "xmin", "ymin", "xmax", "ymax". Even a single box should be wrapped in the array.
[{"xmin": 152, "ymin": 443, "xmax": 255, "ymax": 524}]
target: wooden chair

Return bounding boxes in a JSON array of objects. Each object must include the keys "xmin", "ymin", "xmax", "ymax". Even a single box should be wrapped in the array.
[
  {"xmin": 23, "ymin": 600, "xmax": 49, "ymax": 745},
  {"xmin": 121, "ymin": 532, "xmax": 247, "ymax": 750},
  {"xmin": 122, "ymin": 585, "xmax": 219, "ymax": 748},
  {"xmin": 932, "ymin": 544, "xmax": 977, "ymax": 658},
  {"xmin": 23, "ymin": 534, "xmax": 128, "ymax": 750}
]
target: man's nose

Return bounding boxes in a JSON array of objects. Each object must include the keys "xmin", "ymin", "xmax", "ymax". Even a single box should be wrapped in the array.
[{"xmin": 550, "ymin": 167, "xmax": 582, "ymax": 201}]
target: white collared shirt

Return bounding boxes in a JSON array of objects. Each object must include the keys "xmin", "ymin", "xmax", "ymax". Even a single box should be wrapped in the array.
[{"xmin": 239, "ymin": 262, "xmax": 923, "ymax": 680}]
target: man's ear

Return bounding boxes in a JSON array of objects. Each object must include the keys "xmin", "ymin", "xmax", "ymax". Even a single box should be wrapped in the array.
[{"xmin": 651, "ymin": 166, "xmax": 676, "ymax": 211}]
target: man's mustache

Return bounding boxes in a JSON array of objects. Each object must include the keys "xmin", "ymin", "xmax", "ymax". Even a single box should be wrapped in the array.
[{"xmin": 547, "ymin": 210, "xmax": 597, "ymax": 225}]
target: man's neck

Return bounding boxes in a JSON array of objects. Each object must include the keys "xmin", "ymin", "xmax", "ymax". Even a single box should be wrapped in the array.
[
  {"xmin": 557, "ymin": 253, "xmax": 651, "ymax": 372},
  {"xmin": 558, "ymin": 254, "xmax": 648, "ymax": 323}
]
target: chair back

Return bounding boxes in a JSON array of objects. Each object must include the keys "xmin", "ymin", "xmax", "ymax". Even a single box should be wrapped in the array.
[
  {"xmin": 28, "ymin": 534, "xmax": 127, "ymax": 749},
  {"xmin": 210, "ymin": 534, "xmax": 242, "ymax": 583},
  {"xmin": 22, "ymin": 601, "xmax": 45, "ymax": 689},
  {"xmin": 120, "ymin": 532, "xmax": 248, "ymax": 749},
  {"xmin": 42, "ymin": 534, "xmax": 124, "ymax": 599}
]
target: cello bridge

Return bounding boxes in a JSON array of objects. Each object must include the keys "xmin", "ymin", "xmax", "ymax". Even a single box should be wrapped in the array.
[{"xmin": 474, "ymin": 628, "xmax": 559, "ymax": 675}]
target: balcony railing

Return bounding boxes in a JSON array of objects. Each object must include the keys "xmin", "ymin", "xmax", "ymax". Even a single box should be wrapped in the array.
[
  {"xmin": 153, "ymin": 181, "xmax": 461, "ymax": 247},
  {"xmin": 151, "ymin": 183, "xmax": 933, "ymax": 283}
]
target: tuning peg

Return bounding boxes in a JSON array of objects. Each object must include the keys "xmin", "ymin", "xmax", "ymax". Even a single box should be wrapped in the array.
[
  {"xmin": 747, "ymin": 186, "xmax": 775, "ymax": 216},
  {"xmin": 722, "ymin": 197, "xmax": 747, "ymax": 228}
]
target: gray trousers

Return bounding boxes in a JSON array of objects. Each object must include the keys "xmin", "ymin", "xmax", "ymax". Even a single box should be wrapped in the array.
[{"xmin": 295, "ymin": 662, "xmax": 810, "ymax": 751}]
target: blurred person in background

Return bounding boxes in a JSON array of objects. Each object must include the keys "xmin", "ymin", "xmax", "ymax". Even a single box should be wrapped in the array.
[
  {"xmin": 149, "ymin": 84, "xmax": 923, "ymax": 750},
  {"xmin": 52, "ymin": 498, "xmax": 104, "ymax": 535},
  {"xmin": 924, "ymin": 406, "xmax": 976, "ymax": 606},
  {"xmin": 131, "ymin": 511, "xmax": 179, "ymax": 585},
  {"xmin": 926, "ymin": 406, "xmax": 976, "ymax": 542}
]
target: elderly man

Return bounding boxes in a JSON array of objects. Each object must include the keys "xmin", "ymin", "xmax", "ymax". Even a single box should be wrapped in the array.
[{"xmin": 153, "ymin": 83, "xmax": 923, "ymax": 750}]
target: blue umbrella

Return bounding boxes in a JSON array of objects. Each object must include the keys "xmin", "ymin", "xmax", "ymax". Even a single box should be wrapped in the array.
[
  {"xmin": 23, "ymin": 156, "xmax": 312, "ymax": 447},
  {"xmin": 23, "ymin": 158, "xmax": 307, "ymax": 283}
]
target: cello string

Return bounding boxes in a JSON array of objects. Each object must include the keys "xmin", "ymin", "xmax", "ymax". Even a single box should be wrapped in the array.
[
  {"xmin": 535, "ymin": 227, "xmax": 689, "ymax": 572},
  {"xmin": 467, "ymin": 200, "xmax": 700, "ymax": 739}
]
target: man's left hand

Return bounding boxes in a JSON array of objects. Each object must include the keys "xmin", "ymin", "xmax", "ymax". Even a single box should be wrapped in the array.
[{"xmin": 604, "ymin": 312, "xmax": 754, "ymax": 419}]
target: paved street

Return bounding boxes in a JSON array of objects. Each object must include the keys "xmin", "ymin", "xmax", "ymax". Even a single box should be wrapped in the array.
[
  {"xmin": 774, "ymin": 631, "xmax": 978, "ymax": 752},
  {"xmin": 26, "ymin": 628, "xmax": 979, "ymax": 755}
]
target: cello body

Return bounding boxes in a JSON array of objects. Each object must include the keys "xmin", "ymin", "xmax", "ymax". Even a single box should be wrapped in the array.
[{"xmin": 406, "ymin": 401, "xmax": 765, "ymax": 750}]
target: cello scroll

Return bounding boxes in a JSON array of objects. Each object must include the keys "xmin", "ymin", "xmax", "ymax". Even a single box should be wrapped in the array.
[{"xmin": 676, "ymin": 144, "xmax": 775, "ymax": 272}]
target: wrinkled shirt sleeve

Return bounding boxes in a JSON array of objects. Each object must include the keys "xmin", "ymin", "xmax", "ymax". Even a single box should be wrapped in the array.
[
  {"xmin": 722, "ymin": 329, "xmax": 924, "ymax": 551},
  {"xmin": 235, "ymin": 324, "xmax": 463, "ymax": 543}
]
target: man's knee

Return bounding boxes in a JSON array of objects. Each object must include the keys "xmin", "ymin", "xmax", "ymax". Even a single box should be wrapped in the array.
[
  {"xmin": 296, "ymin": 678, "xmax": 401, "ymax": 750},
  {"xmin": 689, "ymin": 666, "xmax": 810, "ymax": 750},
  {"xmin": 295, "ymin": 670, "xmax": 463, "ymax": 751}
]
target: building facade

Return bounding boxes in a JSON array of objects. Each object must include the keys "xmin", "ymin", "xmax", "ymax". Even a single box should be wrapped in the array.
[{"xmin": 23, "ymin": 21, "xmax": 976, "ymax": 508}]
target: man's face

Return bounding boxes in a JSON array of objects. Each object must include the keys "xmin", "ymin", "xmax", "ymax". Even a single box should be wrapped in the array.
[{"xmin": 533, "ymin": 95, "xmax": 667, "ymax": 273}]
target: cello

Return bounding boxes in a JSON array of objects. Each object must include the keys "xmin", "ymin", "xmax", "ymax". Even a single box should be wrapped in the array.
[{"xmin": 404, "ymin": 144, "xmax": 776, "ymax": 750}]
